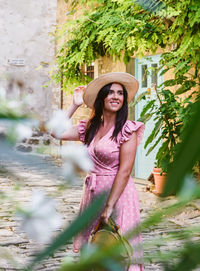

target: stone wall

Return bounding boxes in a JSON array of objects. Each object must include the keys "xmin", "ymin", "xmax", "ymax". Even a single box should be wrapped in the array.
[
  {"xmin": 95, "ymin": 56, "xmax": 126, "ymax": 77},
  {"xmin": 0, "ymin": 0, "xmax": 59, "ymax": 121}
]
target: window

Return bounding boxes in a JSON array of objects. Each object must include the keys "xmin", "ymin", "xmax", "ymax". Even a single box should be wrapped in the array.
[
  {"xmin": 141, "ymin": 64, "xmax": 148, "ymax": 88},
  {"xmin": 83, "ymin": 63, "xmax": 94, "ymax": 79},
  {"xmin": 151, "ymin": 63, "xmax": 158, "ymax": 86}
]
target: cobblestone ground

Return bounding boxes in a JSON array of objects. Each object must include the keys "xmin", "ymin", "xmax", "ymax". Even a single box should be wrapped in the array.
[{"xmin": 0, "ymin": 153, "xmax": 200, "ymax": 271}]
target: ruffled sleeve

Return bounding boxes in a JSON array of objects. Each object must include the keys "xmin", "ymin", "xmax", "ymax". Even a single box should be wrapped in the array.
[
  {"xmin": 119, "ymin": 120, "xmax": 145, "ymax": 146},
  {"xmin": 78, "ymin": 120, "xmax": 87, "ymax": 143}
]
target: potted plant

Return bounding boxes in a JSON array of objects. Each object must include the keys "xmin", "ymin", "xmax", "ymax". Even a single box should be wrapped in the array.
[
  {"xmin": 152, "ymin": 164, "xmax": 167, "ymax": 195},
  {"xmin": 136, "ymin": 85, "xmax": 189, "ymax": 195}
]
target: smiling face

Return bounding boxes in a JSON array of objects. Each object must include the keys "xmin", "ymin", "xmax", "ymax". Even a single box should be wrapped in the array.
[{"xmin": 103, "ymin": 83, "xmax": 124, "ymax": 113}]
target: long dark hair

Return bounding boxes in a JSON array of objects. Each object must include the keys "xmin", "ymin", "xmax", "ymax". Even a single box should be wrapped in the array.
[{"xmin": 84, "ymin": 83, "xmax": 128, "ymax": 146}]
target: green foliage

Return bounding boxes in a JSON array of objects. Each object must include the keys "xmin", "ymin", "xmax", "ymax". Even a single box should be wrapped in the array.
[
  {"xmin": 137, "ymin": 87, "xmax": 190, "ymax": 172},
  {"xmin": 0, "ymin": 99, "xmax": 29, "ymax": 120},
  {"xmin": 172, "ymin": 242, "xmax": 200, "ymax": 271},
  {"xmin": 55, "ymin": 0, "xmax": 167, "ymax": 81},
  {"xmin": 131, "ymin": 90, "xmax": 148, "ymax": 106},
  {"xmin": 140, "ymin": 99, "xmax": 156, "ymax": 118},
  {"xmin": 56, "ymin": 0, "xmax": 200, "ymax": 98},
  {"xmin": 144, "ymin": 119, "xmax": 162, "ymax": 149},
  {"xmin": 163, "ymin": 100, "xmax": 200, "ymax": 196},
  {"xmin": 138, "ymin": 82, "xmax": 200, "ymax": 175}
]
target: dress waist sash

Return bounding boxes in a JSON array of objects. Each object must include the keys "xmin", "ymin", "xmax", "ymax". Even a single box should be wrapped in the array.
[{"xmin": 85, "ymin": 172, "xmax": 116, "ymax": 193}]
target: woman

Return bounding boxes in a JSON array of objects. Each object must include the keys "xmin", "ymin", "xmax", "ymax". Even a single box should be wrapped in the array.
[{"xmin": 58, "ymin": 72, "xmax": 145, "ymax": 271}]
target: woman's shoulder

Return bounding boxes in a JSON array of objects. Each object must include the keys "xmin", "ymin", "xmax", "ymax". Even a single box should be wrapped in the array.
[
  {"xmin": 123, "ymin": 120, "xmax": 145, "ymax": 130},
  {"xmin": 120, "ymin": 120, "xmax": 145, "ymax": 145}
]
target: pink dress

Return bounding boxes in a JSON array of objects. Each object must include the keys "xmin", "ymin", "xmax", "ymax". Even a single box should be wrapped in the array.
[{"xmin": 74, "ymin": 120, "xmax": 145, "ymax": 271}]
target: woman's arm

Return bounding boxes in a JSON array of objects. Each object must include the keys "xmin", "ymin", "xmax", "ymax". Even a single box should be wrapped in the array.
[
  {"xmin": 101, "ymin": 132, "xmax": 137, "ymax": 223},
  {"xmin": 51, "ymin": 86, "xmax": 85, "ymax": 141},
  {"xmin": 59, "ymin": 125, "xmax": 79, "ymax": 141}
]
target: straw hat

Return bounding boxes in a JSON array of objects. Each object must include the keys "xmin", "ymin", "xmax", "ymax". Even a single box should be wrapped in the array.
[{"xmin": 83, "ymin": 72, "xmax": 139, "ymax": 109}]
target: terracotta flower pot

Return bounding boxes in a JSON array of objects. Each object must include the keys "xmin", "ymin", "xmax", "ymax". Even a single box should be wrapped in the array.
[{"xmin": 152, "ymin": 167, "xmax": 167, "ymax": 195}]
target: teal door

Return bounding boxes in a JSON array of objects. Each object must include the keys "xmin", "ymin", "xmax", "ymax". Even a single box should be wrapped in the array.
[{"xmin": 135, "ymin": 54, "xmax": 163, "ymax": 179}]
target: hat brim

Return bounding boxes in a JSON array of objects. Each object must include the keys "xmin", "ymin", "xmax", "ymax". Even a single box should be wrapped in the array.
[{"xmin": 83, "ymin": 72, "xmax": 139, "ymax": 109}]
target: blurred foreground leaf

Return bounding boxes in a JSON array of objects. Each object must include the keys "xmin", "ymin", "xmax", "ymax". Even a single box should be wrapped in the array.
[
  {"xmin": 59, "ymin": 186, "xmax": 200, "ymax": 271},
  {"xmin": 165, "ymin": 242, "xmax": 200, "ymax": 271},
  {"xmin": 25, "ymin": 193, "xmax": 106, "ymax": 270}
]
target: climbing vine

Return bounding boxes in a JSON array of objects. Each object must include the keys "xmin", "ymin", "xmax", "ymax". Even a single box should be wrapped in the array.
[{"xmin": 55, "ymin": 0, "xmax": 200, "ymax": 96}]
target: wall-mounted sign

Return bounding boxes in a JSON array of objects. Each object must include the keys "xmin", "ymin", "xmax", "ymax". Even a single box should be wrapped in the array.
[{"xmin": 8, "ymin": 59, "xmax": 25, "ymax": 66}]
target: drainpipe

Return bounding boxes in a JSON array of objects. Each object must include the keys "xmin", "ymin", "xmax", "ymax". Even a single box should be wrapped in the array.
[
  {"xmin": 60, "ymin": 69, "xmax": 63, "ymax": 146},
  {"xmin": 61, "ymin": 69, "xmax": 63, "ymax": 110}
]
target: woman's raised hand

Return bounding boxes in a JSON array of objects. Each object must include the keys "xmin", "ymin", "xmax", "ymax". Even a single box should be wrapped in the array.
[{"xmin": 73, "ymin": 86, "xmax": 85, "ymax": 107}]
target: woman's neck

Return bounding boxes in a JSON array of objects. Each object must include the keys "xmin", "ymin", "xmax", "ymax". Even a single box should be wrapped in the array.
[{"xmin": 102, "ymin": 111, "xmax": 116, "ymax": 127}]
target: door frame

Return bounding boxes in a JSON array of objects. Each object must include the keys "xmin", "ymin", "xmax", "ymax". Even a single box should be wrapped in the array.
[{"xmin": 134, "ymin": 54, "xmax": 163, "ymax": 179}]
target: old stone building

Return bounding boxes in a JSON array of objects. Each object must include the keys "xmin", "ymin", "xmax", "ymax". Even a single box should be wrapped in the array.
[
  {"xmin": 0, "ymin": 0, "xmax": 162, "ymax": 176},
  {"xmin": 0, "ymin": 0, "xmax": 59, "ymax": 121},
  {"xmin": 0, "ymin": 0, "xmax": 184, "ymax": 178}
]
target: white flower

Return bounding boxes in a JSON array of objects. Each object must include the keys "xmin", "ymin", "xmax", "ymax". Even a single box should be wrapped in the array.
[
  {"xmin": 63, "ymin": 161, "xmax": 75, "ymax": 176},
  {"xmin": 47, "ymin": 110, "xmax": 72, "ymax": 138},
  {"xmin": 23, "ymin": 94, "xmax": 36, "ymax": 107},
  {"xmin": 14, "ymin": 123, "xmax": 33, "ymax": 141},
  {"xmin": 62, "ymin": 162, "xmax": 79, "ymax": 184},
  {"xmin": 0, "ymin": 87, "xmax": 6, "ymax": 100},
  {"xmin": 61, "ymin": 143, "xmax": 93, "ymax": 172},
  {"xmin": 7, "ymin": 100, "xmax": 22, "ymax": 110},
  {"xmin": 17, "ymin": 190, "xmax": 62, "ymax": 243}
]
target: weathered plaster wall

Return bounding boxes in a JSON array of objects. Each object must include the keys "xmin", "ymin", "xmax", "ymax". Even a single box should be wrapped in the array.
[
  {"xmin": 57, "ymin": 0, "xmax": 71, "ymax": 25},
  {"xmin": 0, "ymin": 0, "xmax": 59, "ymax": 121}
]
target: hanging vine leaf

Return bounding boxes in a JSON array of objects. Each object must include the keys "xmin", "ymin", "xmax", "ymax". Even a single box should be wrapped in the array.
[
  {"xmin": 132, "ymin": 91, "xmax": 149, "ymax": 106},
  {"xmin": 140, "ymin": 99, "xmax": 156, "ymax": 117},
  {"xmin": 175, "ymin": 80, "xmax": 197, "ymax": 95},
  {"xmin": 144, "ymin": 119, "xmax": 163, "ymax": 149},
  {"xmin": 146, "ymin": 135, "xmax": 162, "ymax": 156}
]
